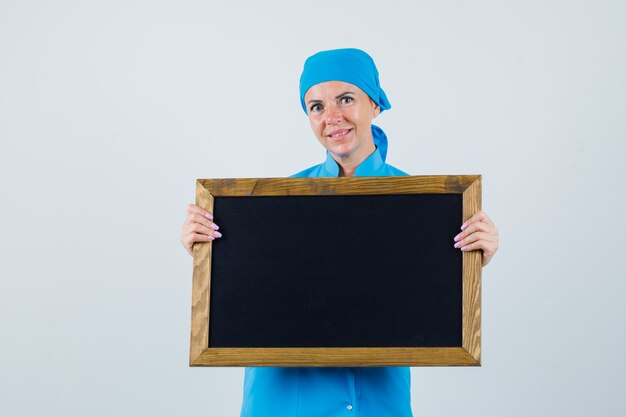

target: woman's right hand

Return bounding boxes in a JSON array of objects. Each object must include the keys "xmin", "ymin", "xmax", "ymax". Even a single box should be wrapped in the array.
[{"xmin": 180, "ymin": 203, "xmax": 222, "ymax": 256}]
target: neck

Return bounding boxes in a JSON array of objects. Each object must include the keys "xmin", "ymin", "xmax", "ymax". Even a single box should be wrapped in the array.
[
  {"xmin": 333, "ymin": 140, "xmax": 376, "ymax": 177},
  {"xmin": 338, "ymin": 164, "xmax": 357, "ymax": 177}
]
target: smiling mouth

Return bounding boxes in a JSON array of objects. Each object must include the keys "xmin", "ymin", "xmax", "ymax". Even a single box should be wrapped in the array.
[{"xmin": 327, "ymin": 128, "xmax": 352, "ymax": 139}]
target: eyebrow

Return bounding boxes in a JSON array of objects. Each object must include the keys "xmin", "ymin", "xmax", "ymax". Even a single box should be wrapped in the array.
[{"xmin": 307, "ymin": 91, "xmax": 355, "ymax": 104}]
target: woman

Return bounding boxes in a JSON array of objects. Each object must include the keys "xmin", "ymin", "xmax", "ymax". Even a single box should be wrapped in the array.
[{"xmin": 181, "ymin": 48, "xmax": 499, "ymax": 417}]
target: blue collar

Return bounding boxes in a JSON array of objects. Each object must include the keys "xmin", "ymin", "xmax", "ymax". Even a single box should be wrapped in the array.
[{"xmin": 322, "ymin": 147, "xmax": 385, "ymax": 177}]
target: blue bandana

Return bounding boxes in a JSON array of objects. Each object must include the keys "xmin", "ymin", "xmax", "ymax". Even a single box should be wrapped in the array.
[{"xmin": 299, "ymin": 48, "xmax": 391, "ymax": 161}]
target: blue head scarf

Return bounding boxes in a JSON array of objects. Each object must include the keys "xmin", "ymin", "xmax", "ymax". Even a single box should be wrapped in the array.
[{"xmin": 299, "ymin": 48, "xmax": 392, "ymax": 161}]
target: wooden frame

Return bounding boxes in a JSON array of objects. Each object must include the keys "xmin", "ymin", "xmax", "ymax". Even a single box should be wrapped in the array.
[{"xmin": 190, "ymin": 175, "xmax": 482, "ymax": 367}]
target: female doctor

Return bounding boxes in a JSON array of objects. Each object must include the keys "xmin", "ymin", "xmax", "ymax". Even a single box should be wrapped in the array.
[{"xmin": 180, "ymin": 48, "xmax": 499, "ymax": 417}]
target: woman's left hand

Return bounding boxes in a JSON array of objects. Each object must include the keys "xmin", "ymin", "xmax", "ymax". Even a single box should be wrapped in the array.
[{"xmin": 453, "ymin": 210, "xmax": 499, "ymax": 267}]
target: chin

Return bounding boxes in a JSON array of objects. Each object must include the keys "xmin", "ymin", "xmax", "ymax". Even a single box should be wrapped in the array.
[
  {"xmin": 326, "ymin": 141, "xmax": 356, "ymax": 156},
  {"xmin": 328, "ymin": 146, "xmax": 355, "ymax": 159}
]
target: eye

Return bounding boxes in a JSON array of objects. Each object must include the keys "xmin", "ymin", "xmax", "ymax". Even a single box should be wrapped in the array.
[
  {"xmin": 340, "ymin": 96, "xmax": 353, "ymax": 105},
  {"xmin": 309, "ymin": 103, "xmax": 322, "ymax": 112}
]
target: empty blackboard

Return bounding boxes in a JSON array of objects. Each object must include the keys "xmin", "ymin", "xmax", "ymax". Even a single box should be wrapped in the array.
[{"xmin": 190, "ymin": 176, "xmax": 482, "ymax": 367}]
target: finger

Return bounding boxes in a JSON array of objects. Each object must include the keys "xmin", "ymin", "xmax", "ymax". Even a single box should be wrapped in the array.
[
  {"xmin": 189, "ymin": 222, "xmax": 222, "ymax": 239},
  {"xmin": 461, "ymin": 211, "xmax": 485, "ymax": 230},
  {"xmin": 461, "ymin": 210, "xmax": 493, "ymax": 230},
  {"xmin": 183, "ymin": 232, "xmax": 219, "ymax": 252},
  {"xmin": 187, "ymin": 203, "xmax": 214, "ymax": 220},
  {"xmin": 182, "ymin": 232, "xmax": 217, "ymax": 256},
  {"xmin": 455, "ymin": 223, "xmax": 480, "ymax": 241},
  {"xmin": 461, "ymin": 240, "xmax": 498, "ymax": 257},
  {"xmin": 454, "ymin": 232, "xmax": 493, "ymax": 249},
  {"xmin": 189, "ymin": 213, "xmax": 220, "ymax": 231},
  {"xmin": 461, "ymin": 241, "xmax": 496, "ymax": 258},
  {"xmin": 189, "ymin": 232, "xmax": 218, "ymax": 243},
  {"xmin": 454, "ymin": 221, "xmax": 494, "ymax": 242}
]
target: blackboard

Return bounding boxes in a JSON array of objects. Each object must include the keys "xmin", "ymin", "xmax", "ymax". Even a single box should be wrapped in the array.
[{"xmin": 190, "ymin": 176, "xmax": 482, "ymax": 366}]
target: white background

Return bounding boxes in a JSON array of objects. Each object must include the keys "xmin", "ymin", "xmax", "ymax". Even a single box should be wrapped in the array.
[{"xmin": 1, "ymin": 1, "xmax": 625, "ymax": 416}]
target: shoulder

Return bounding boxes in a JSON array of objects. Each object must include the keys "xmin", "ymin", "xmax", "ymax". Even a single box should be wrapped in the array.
[
  {"xmin": 290, "ymin": 163, "xmax": 325, "ymax": 178},
  {"xmin": 382, "ymin": 162, "xmax": 410, "ymax": 177}
]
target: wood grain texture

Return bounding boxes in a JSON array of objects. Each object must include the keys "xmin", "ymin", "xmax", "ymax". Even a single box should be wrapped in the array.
[
  {"xmin": 199, "ymin": 175, "xmax": 480, "ymax": 197},
  {"xmin": 190, "ymin": 175, "xmax": 483, "ymax": 366},
  {"xmin": 462, "ymin": 176, "xmax": 482, "ymax": 364},
  {"xmin": 190, "ymin": 347, "xmax": 480, "ymax": 367},
  {"xmin": 189, "ymin": 181, "xmax": 214, "ymax": 364}
]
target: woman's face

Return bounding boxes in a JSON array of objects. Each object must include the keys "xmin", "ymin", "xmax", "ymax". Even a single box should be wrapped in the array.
[{"xmin": 304, "ymin": 81, "xmax": 380, "ymax": 162}]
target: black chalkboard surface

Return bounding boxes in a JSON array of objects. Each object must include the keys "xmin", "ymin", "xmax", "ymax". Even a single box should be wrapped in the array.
[
  {"xmin": 210, "ymin": 194, "xmax": 462, "ymax": 348},
  {"xmin": 190, "ymin": 176, "xmax": 482, "ymax": 367}
]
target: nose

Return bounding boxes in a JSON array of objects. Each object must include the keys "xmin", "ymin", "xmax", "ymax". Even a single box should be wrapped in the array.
[{"xmin": 325, "ymin": 104, "xmax": 342, "ymax": 125}]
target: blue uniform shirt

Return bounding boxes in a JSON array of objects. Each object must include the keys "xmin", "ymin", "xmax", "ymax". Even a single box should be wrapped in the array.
[
  {"xmin": 291, "ymin": 148, "xmax": 408, "ymax": 178},
  {"xmin": 240, "ymin": 148, "xmax": 413, "ymax": 417}
]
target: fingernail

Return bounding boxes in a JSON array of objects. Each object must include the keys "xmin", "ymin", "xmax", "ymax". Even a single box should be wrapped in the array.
[
  {"xmin": 214, "ymin": 231, "xmax": 222, "ymax": 238},
  {"xmin": 454, "ymin": 242, "xmax": 461, "ymax": 248},
  {"xmin": 204, "ymin": 213, "xmax": 213, "ymax": 220},
  {"xmin": 461, "ymin": 223, "xmax": 467, "ymax": 230},
  {"xmin": 207, "ymin": 236, "xmax": 215, "ymax": 241},
  {"xmin": 211, "ymin": 223, "xmax": 219, "ymax": 230},
  {"xmin": 461, "ymin": 246, "xmax": 467, "ymax": 251},
  {"xmin": 454, "ymin": 234, "xmax": 461, "ymax": 242}
]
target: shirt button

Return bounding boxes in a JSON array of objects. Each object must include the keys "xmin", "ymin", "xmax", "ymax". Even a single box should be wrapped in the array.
[{"xmin": 346, "ymin": 405, "xmax": 353, "ymax": 411}]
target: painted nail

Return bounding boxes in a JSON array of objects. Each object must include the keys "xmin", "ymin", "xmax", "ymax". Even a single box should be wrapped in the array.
[
  {"xmin": 461, "ymin": 246, "xmax": 467, "ymax": 251},
  {"xmin": 207, "ymin": 236, "xmax": 215, "ymax": 241},
  {"xmin": 454, "ymin": 242, "xmax": 461, "ymax": 248},
  {"xmin": 204, "ymin": 213, "xmax": 213, "ymax": 220},
  {"xmin": 461, "ymin": 223, "xmax": 467, "ymax": 230},
  {"xmin": 211, "ymin": 223, "xmax": 219, "ymax": 230},
  {"xmin": 454, "ymin": 234, "xmax": 461, "ymax": 242},
  {"xmin": 214, "ymin": 231, "xmax": 222, "ymax": 238}
]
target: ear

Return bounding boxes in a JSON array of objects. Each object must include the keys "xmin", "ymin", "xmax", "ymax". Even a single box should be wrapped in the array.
[{"xmin": 370, "ymin": 99, "xmax": 380, "ymax": 118}]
